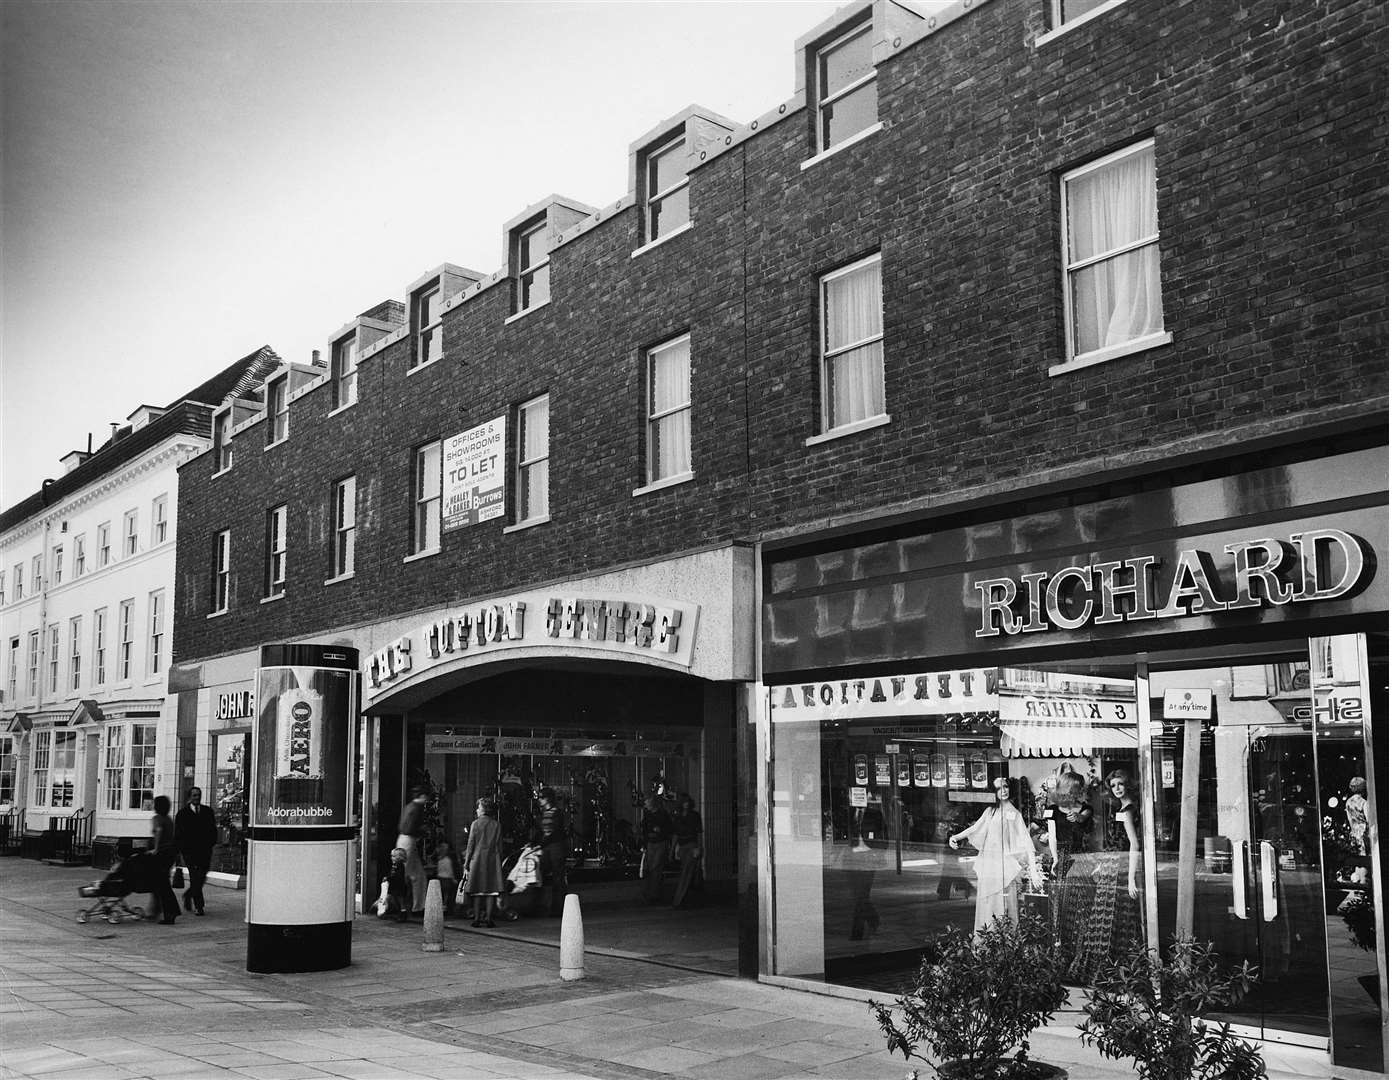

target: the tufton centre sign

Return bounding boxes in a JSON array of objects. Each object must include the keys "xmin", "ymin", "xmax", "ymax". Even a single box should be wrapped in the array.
[{"xmin": 364, "ymin": 591, "xmax": 700, "ymax": 700}]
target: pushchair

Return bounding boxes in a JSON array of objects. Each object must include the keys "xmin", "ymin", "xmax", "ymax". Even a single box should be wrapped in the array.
[{"xmin": 76, "ymin": 849, "xmax": 158, "ymax": 923}]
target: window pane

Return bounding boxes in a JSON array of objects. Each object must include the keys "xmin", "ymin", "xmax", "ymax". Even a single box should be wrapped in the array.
[
  {"xmin": 827, "ymin": 340, "xmax": 885, "ymax": 428},
  {"xmin": 648, "ymin": 139, "xmax": 687, "ymax": 196},
  {"xmin": 819, "ymin": 25, "xmax": 873, "ymax": 99},
  {"xmin": 1067, "ymin": 146, "xmax": 1157, "ymax": 263},
  {"xmin": 821, "ymin": 80, "xmax": 878, "ymax": 151},
  {"xmin": 1060, "ymin": 0, "xmax": 1111, "ymax": 23},
  {"xmin": 522, "ymin": 263, "xmax": 550, "ymax": 309},
  {"xmin": 650, "ymin": 185, "xmax": 690, "ymax": 240},
  {"xmin": 521, "ymin": 398, "xmax": 549, "ymax": 462},
  {"xmin": 519, "ymin": 226, "xmax": 547, "ymax": 271},
  {"xmin": 520, "ymin": 459, "xmax": 549, "ymax": 520},
  {"xmin": 650, "ymin": 338, "xmax": 691, "ymax": 414},
  {"xmin": 418, "ymin": 287, "xmax": 438, "ymax": 327},
  {"xmin": 418, "ymin": 444, "xmax": 442, "ymax": 499},
  {"xmin": 1069, "ymin": 244, "xmax": 1164, "ymax": 355},
  {"xmin": 825, "ymin": 261, "xmax": 883, "ymax": 351},
  {"xmin": 651, "ymin": 409, "xmax": 692, "ymax": 481},
  {"xmin": 422, "ymin": 324, "xmax": 443, "ymax": 365}
]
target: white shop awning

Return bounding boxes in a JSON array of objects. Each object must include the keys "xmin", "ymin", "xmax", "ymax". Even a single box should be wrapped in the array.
[{"xmin": 998, "ymin": 721, "xmax": 1138, "ymax": 758}]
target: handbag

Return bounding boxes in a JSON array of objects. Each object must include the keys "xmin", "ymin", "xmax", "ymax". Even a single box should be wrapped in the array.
[{"xmin": 172, "ymin": 864, "xmax": 185, "ymax": 889}]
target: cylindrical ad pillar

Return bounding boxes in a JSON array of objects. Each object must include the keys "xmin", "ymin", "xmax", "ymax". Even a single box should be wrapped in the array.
[{"xmin": 247, "ymin": 644, "xmax": 359, "ymax": 973}]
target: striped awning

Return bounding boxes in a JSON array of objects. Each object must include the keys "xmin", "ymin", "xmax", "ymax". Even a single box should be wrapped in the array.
[{"xmin": 998, "ymin": 721, "xmax": 1137, "ymax": 758}]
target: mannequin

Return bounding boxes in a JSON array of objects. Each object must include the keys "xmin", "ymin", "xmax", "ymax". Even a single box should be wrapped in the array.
[
  {"xmin": 1070, "ymin": 767, "xmax": 1143, "ymax": 980},
  {"xmin": 950, "ymin": 776, "xmax": 1041, "ymax": 933},
  {"xmin": 1045, "ymin": 766, "xmax": 1094, "ymax": 974}
]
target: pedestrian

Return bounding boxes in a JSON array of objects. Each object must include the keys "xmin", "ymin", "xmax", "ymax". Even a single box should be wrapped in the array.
[
  {"xmin": 175, "ymin": 786, "xmax": 217, "ymax": 916},
  {"xmin": 376, "ymin": 847, "xmax": 410, "ymax": 922},
  {"xmin": 149, "ymin": 795, "xmax": 180, "ymax": 925},
  {"xmin": 671, "ymin": 793, "xmax": 704, "ymax": 908},
  {"xmin": 536, "ymin": 787, "xmax": 569, "ymax": 916},
  {"xmin": 500, "ymin": 832, "xmax": 544, "ymax": 920},
  {"xmin": 463, "ymin": 797, "xmax": 503, "ymax": 927},
  {"xmin": 396, "ymin": 786, "xmax": 429, "ymax": 919},
  {"xmin": 434, "ymin": 840, "xmax": 458, "ymax": 918},
  {"xmin": 639, "ymin": 794, "xmax": 674, "ymax": 904}
]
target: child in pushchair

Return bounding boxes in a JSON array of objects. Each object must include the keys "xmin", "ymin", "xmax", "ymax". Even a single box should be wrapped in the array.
[{"xmin": 77, "ymin": 849, "xmax": 159, "ymax": 924}]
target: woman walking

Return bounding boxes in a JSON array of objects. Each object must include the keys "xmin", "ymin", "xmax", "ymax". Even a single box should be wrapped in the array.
[{"xmin": 463, "ymin": 797, "xmax": 504, "ymax": 927}]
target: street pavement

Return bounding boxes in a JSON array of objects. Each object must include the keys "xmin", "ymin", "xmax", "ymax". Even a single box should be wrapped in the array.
[{"xmin": 0, "ymin": 857, "xmax": 1364, "ymax": 1079}]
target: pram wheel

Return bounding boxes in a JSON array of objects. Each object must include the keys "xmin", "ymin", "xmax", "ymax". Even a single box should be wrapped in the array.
[
  {"xmin": 77, "ymin": 912, "xmax": 88, "ymax": 923},
  {"xmin": 107, "ymin": 913, "xmax": 121, "ymax": 923}
]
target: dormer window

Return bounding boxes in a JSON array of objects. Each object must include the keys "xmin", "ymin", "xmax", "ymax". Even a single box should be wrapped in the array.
[
  {"xmin": 266, "ymin": 375, "xmax": 289, "ymax": 445},
  {"xmin": 814, "ymin": 19, "xmax": 876, "ymax": 154},
  {"xmin": 515, "ymin": 219, "xmax": 550, "ymax": 314},
  {"xmin": 411, "ymin": 282, "xmax": 443, "ymax": 370},
  {"xmin": 332, "ymin": 332, "xmax": 358, "ymax": 409},
  {"xmin": 645, "ymin": 134, "xmax": 690, "ymax": 242},
  {"xmin": 213, "ymin": 409, "xmax": 233, "ymax": 472}
]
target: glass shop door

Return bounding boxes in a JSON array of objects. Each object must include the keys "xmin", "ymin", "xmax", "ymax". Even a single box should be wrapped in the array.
[{"xmin": 1148, "ymin": 653, "xmax": 1330, "ymax": 1045}]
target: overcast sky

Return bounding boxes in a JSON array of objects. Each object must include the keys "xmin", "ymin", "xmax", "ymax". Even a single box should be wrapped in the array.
[{"xmin": 0, "ymin": 0, "xmax": 864, "ymax": 505}]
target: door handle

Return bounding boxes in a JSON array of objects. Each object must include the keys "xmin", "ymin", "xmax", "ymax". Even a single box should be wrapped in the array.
[
  {"xmin": 1260, "ymin": 841, "xmax": 1279, "ymax": 921},
  {"xmin": 1231, "ymin": 840, "xmax": 1248, "ymax": 920}
]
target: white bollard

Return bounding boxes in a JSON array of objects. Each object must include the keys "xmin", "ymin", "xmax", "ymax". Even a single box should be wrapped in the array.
[
  {"xmin": 559, "ymin": 893, "xmax": 585, "ymax": 981},
  {"xmin": 422, "ymin": 879, "xmax": 444, "ymax": 953}
]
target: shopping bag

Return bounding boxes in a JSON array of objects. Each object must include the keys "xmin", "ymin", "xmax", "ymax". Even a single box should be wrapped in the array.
[
  {"xmin": 171, "ymin": 864, "xmax": 185, "ymax": 889},
  {"xmin": 456, "ymin": 880, "xmax": 469, "ymax": 905},
  {"xmin": 1020, "ymin": 889, "xmax": 1052, "ymax": 924}
]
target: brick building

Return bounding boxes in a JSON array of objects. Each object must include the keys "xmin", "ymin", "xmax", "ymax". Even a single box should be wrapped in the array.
[{"xmin": 171, "ymin": 0, "xmax": 1388, "ymax": 1068}]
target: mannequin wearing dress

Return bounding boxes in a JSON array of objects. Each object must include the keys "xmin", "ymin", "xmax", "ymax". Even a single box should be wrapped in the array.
[{"xmin": 950, "ymin": 777, "xmax": 1040, "ymax": 933}]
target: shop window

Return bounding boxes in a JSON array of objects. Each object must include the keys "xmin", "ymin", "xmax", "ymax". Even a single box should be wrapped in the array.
[
  {"xmin": 32, "ymin": 729, "xmax": 76, "ymax": 808},
  {"xmin": 513, "ymin": 218, "xmax": 550, "ymax": 314},
  {"xmin": 117, "ymin": 598, "xmax": 134, "ymax": 682},
  {"xmin": 643, "ymin": 133, "xmax": 690, "ymax": 243},
  {"xmin": 0, "ymin": 736, "xmax": 15, "ymax": 805},
  {"xmin": 332, "ymin": 332, "xmax": 359, "ymax": 410},
  {"xmin": 813, "ymin": 18, "xmax": 877, "ymax": 155},
  {"xmin": 819, "ymin": 253, "xmax": 885, "ymax": 435},
  {"xmin": 93, "ymin": 608, "xmax": 107, "ymax": 685},
  {"xmin": 147, "ymin": 590, "xmax": 164, "ymax": 675},
  {"xmin": 516, "ymin": 395, "xmax": 550, "ymax": 525},
  {"xmin": 213, "ymin": 409, "xmax": 233, "ymax": 472},
  {"xmin": 1059, "ymin": 139, "xmax": 1168, "ymax": 369},
  {"xmin": 266, "ymin": 376, "xmax": 289, "ymax": 445},
  {"xmin": 69, "ymin": 616, "xmax": 82, "ymax": 691},
  {"xmin": 265, "ymin": 505, "xmax": 287, "ymax": 598},
  {"xmin": 211, "ymin": 530, "xmax": 231, "ymax": 613},
  {"xmin": 410, "ymin": 281, "xmax": 443, "ymax": 370},
  {"xmin": 333, "ymin": 476, "xmax": 356, "ymax": 578},
  {"xmin": 103, "ymin": 722, "xmax": 157, "ymax": 812},
  {"xmin": 645, "ymin": 335, "xmax": 691, "ymax": 485},
  {"xmin": 412, "ymin": 440, "xmax": 443, "ymax": 555},
  {"xmin": 73, "ymin": 535, "xmax": 86, "ymax": 576}
]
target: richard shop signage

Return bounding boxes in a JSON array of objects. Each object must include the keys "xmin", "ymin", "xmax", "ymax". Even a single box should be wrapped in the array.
[
  {"xmin": 366, "ymin": 591, "xmax": 699, "ymax": 699},
  {"xmin": 974, "ymin": 528, "xmax": 1374, "ymax": 638}
]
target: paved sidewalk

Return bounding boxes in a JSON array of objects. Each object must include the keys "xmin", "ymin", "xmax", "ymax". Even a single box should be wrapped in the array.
[{"xmin": 0, "ymin": 858, "xmax": 1366, "ymax": 1079}]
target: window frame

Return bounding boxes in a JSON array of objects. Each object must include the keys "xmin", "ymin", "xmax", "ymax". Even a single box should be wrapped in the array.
[
  {"xmin": 102, "ymin": 721, "xmax": 157, "ymax": 813},
  {"xmin": 515, "ymin": 395, "xmax": 551, "ymax": 526},
  {"xmin": 93, "ymin": 608, "xmax": 107, "ymax": 686},
  {"xmin": 0, "ymin": 734, "xmax": 15, "ymax": 806},
  {"xmin": 47, "ymin": 623, "xmax": 60, "ymax": 695},
  {"xmin": 152, "ymin": 495, "xmax": 168, "ymax": 545},
  {"xmin": 644, "ymin": 334, "xmax": 693, "ymax": 486},
  {"xmin": 332, "ymin": 332, "xmax": 359, "ymax": 410},
  {"xmin": 212, "ymin": 530, "xmax": 231, "ymax": 614},
  {"xmin": 33, "ymin": 728, "xmax": 77, "ymax": 809},
  {"xmin": 6, "ymin": 638, "xmax": 18, "ymax": 702},
  {"xmin": 31, "ymin": 554, "xmax": 42, "ymax": 592},
  {"xmin": 814, "ymin": 18, "xmax": 877, "ymax": 155},
  {"xmin": 410, "ymin": 281, "xmax": 444, "ymax": 370},
  {"xmin": 11, "ymin": 564, "xmax": 21, "ymax": 601},
  {"xmin": 97, "ymin": 523, "xmax": 111, "ymax": 568},
  {"xmin": 818, "ymin": 251, "xmax": 887, "ymax": 436},
  {"xmin": 1056, "ymin": 137, "xmax": 1169, "ymax": 372},
  {"xmin": 644, "ymin": 133, "xmax": 690, "ymax": 244},
  {"xmin": 117, "ymin": 598, "xmax": 135, "ymax": 683},
  {"xmin": 514, "ymin": 218, "xmax": 551, "ymax": 314},
  {"xmin": 69, "ymin": 615, "xmax": 82, "ymax": 692},
  {"xmin": 213, "ymin": 409, "xmax": 233, "ymax": 473},
  {"xmin": 51, "ymin": 545, "xmax": 63, "ymax": 586},
  {"xmin": 0, "ymin": 569, "xmax": 5, "ymax": 606},
  {"xmin": 147, "ymin": 590, "xmax": 164, "ymax": 675},
  {"xmin": 73, "ymin": 535, "xmax": 86, "ymax": 577},
  {"xmin": 123, "ymin": 509, "xmax": 139, "ymax": 557},
  {"xmin": 25, "ymin": 630, "xmax": 39, "ymax": 698},
  {"xmin": 265, "ymin": 504, "xmax": 288, "ymax": 598},
  {"xmin": 411, "ymin": 440, "xmax": 443, "ymax": 556},
  {"xmin": 332, "ymin": 476, "xmax": 357, "ymax": 579},
  {"xmin": 266, "ymin": 375, "xmax": 289, "ymax": 445}
]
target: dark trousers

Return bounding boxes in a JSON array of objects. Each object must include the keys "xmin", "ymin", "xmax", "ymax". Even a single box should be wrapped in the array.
[
  {"xmin": 183, "ymin": 857, "xmax": 210, "ymax": 912},
  {"xmin": 540, "ymin": 839, "xmax": 568, "ymax": 916},
  {"xmin": 642, "ymin": 841, "xmax": 669, "ymax": 904},
  {"xmin": 672, "ymin": 840, "xmax": 702, "ymax": 908},
  {"xmin": 152, "ymin": 853, "xmax": 179, "ymax": 922}
]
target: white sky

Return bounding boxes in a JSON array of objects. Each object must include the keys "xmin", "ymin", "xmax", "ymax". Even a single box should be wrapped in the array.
[{"xmin": 0, "ymin": 0, "xmax": 859, "ymax": 505}]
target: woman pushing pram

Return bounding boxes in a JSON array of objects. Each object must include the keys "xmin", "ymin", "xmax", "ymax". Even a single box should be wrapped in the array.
[{"xmin": 77, "ymin": 849, "xmax": 161, "ymax": 924}]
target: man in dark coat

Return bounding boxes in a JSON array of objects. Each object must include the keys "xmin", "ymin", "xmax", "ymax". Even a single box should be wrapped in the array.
[
  {"xmin": 536, "ymin": 788, "xmax": 569, "ymax": 916},
  {"xmin": 175, "ymin": 786, "xmax": 218, "ymax": 915},
  {"xmin": 640, "ymin": 794, "xmax": 674, "ymax": 905}
]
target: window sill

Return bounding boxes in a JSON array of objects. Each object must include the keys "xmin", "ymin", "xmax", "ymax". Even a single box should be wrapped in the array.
[
  {"xmin": 1034, "ymin": 0, "xmax": 1130, "ymax": 46},
  {"xmin": 407, "ymin": 356, "xmax": 444, "ymax": 377},
  {"xmin": 505, "ymin": 301, "xmax": 550, "ymax": 325},
  {"xmin": 327, "ymin": 400, "xmax": 357, "ymax": 418},
  {"xmin": 324, "ymin": 571, "xmax": 355, "ymax": 586},
  {"xmin": 403, "ymin": 547, "xmax": 440, "ymax": 564},
  {"xmin": 260, "ymin": 593, "xmax": 284, "ymax": 605},
  {"xmin": 264, "ymin": 437, "xmax": 287, "ymax": 452},
  {"xmin": 632, "ymin": 471, "xmax": 694, "ymax": 497},
  {"xmin": 1048, "ymin": 331, "xmax": 1173, "ymax": 376},
  {"xmin": 503, "ymin": 515, "xmax": 551, "ymax": 534},
  {"xmin": 212, "ymin": 466, "xmax": 232, "ymax": 479},
  {"xmin": 805, "ymin": 412, "xmax": 891, "ymax": 447},
  {"xmin": 800, "ymin": 122, "xmax": 885, "ymax": 172},
  {"xmin": 631, "ymin": 222, "xmax": 694, "ymax": 259},
  {"xmin": 206, "ymin": 609, "xmax": 228, "ymax": 620}
]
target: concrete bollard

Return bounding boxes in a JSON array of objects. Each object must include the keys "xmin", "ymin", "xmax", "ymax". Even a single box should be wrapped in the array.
[
  {"xmin": 422, "ymin": 879, "xmax": 444, "ymax": 953},
  {"xmin": 560, "ymin": 893, "xmax": 585, "ymax": 981}
]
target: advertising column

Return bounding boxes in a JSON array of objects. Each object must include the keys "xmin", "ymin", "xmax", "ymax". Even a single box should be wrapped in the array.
[{"xmin": 246, "ymin": 644, "xmax": 358, "ymax": 973}]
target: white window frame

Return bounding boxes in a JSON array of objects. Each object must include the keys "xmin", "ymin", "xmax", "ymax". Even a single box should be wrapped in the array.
[
  {"xmin": 267, "ymin": 376, "xmax": 289, "ymax": 445},
  {"xmin": 123, "ymin": 509, "xmax": 139, "ymax": 557},
  {"xmin": 214, "ymin": 409, "xmax": 233, "ymax": 473},
  {"xmin": 212, "ymin": 530, "xmax": 231, "ymax": 614},
  {"xmin": 412, "ymin": 441, "xmax": 443, "ymax": 555},
  {"xmin": 645, "ymin": 134, "xmax": 690, "ymax": 243},
  {"xmin": 102, "ymin": 721, "xmax": 157, "ymax": 813},
  {"xmin": 152, "ymin": 495, "xmax": 168, "ymax": 545},
  {"xmin": 51, "ymin": 546, "xmax": 63, "ymax": 586},
  {"xmin": 515, "ymin": 395, "xmax": 550, "ymax": 526},
  {"xmin": 515, "ymin": 219, "xmax": 550, "ymax": 314},
  {"xmin": 1038, "ymin": 0, "xmax": 1131, "ymax": 43},
  {"xmin": 93, "ymin": 608, "xmax": 107, "ymax": 686},
  {"xmin": 117, "ymin": 598, "xmax": 135, "ymax": 683},
  {"xmin": 266, "ymin": 505, "xmax": 287, "ymax": 598},
  {"xmin": 25, "ymin": 630, "xmax": 38, "ymax": 698},
  {"xmin": 818, "ymin": 252, "xmax": 886, "ymax": 436},
  {"xmin": 645, "ymin": 334, "xmax": 693, "ymax": 486},
  {"xmin": 47, "ymin": 623, "xmax": 60, "ymax": 694},
  {"xmin": 31, "ymin": 554, "xmax": 42, "ymax": 592},
  {"xmin": 1055, "ymin": 138, "xmax": 1169, "ymax": 373},
  {"xmin": 73, "ymin": 535, "xmax": 86, "ymax": 577},
  {"xmin": 7, "ymin": 638, "xmax": 18, "ymax": 701},
  {"xmin": 411, "ymin": 282, "xmax": 444, "ymax": 370},
  {"xmin": 33, "ymin": 728, "xmax": 77, "ymax": 808},
  {"xmin": 147, "ymin": 591, "xmax": 164, "ymax": 675},
  {"xmin": 0, "ymin": 569, "xmax": 5, "ymax": 606},
  {"xmin": 0, "ymin": 734, "xmax": 15, "ymax": 806},
  {"xmin": 11, "ymin": 564, "xmax": 20, "ymax": 601},
  {"xmin": 333, "ymin": 476, "xmax": 356, "ymax": 579},
  {"xmin": 98, "ymin": 522, "xmax": 112, "ymax": 567},
  {"xmin": 814, "ymin": 20, "xmax": 877, "ymax": 155},
  {"xmin": 69, "ymin": 616, "xmax": 82, "ymax": 692},
  {"xmin": 332, "ymin": 332, "xmax": 359, "ymax": 410}
]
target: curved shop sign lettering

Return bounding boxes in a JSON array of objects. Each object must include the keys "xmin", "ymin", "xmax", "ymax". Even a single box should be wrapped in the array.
[{"xmin": 974, "ymin": 528, "xmax": 1375, "ymax": 638}]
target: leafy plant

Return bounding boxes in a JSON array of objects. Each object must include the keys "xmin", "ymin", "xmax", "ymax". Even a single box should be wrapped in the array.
[
  {"xmin": 872, "ymin": 915, "xmax": 1068, "ymax": 1079},
  {"xmin": 1078, "ymin": 936, "xmax": 1265, "ymax": 1080},
  {"xmin": 1338, "ymin": 889, "xmax": 1376, "ymax": 951}
]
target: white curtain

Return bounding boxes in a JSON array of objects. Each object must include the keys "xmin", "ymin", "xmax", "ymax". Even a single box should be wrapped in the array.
[
  {"xmin": 521, "ymin": 398, "xmax": 550, "ymax": 518},
  {"xmin": 825, "ymin": 260, "xmax": 884, "ymax": 426},
  {"xmin": 650, "ymin": 338, "xmax": 691, "ymax": 479},
  {"xmin": 1068, "ymin": 146, "xmax": 1163, "ymax": 355}
]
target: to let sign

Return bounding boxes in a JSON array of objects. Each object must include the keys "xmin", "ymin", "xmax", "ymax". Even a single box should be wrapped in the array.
[{"xmin": 443, "ymin": 417, "xmax": 506, "ymax": 531}]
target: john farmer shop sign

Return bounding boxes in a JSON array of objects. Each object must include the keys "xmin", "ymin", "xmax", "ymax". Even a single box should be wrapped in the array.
[{"xmin": 365, "ymin": 591, "xmax": 699, "ymax": 701}]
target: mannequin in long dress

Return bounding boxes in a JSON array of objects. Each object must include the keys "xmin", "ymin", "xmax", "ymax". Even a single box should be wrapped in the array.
[{"xmin": 949, "ymin": 777, "xmax": 1041, "ymax": 933}]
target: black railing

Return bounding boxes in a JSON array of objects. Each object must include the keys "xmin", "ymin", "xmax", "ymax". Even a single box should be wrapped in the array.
[{"xmin": 0, "ymin": 807, "xmax": 23, "ymax": 855}]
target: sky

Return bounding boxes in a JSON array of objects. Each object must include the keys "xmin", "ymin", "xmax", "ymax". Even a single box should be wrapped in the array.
[{"xmin": 0, "ymin": 0, "xmax": 863, "ymax": 506}]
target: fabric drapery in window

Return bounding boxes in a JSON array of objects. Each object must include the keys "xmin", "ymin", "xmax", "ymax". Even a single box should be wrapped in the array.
[
  {"xmin": 520, "ymin": 397, "xmax": 549, "ymax": 519},
  {"xmin": 824, "ymin": 259, "xmax": 884, "ymax": 427},
  {"xmin": 649, "ymin": 338, "xmax": 691, "ymax": 480}
]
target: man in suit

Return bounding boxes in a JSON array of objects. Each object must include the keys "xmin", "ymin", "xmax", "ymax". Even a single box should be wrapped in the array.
[{"xmin": 175, "ymin": 787, "xmax": 218, "ymax": 915}]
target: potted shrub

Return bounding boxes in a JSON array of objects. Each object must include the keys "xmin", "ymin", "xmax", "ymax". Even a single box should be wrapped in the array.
[
  {"xmin": 872, "ymin": 915, "xmax": 1068, "ymax": 1079},
  {"xmin": 1078, "ymin": 936, "xmax": 1265, "ymax": 1080}
]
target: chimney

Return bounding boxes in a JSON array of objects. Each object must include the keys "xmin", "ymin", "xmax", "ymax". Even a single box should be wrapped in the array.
[{"xmin": 312, "ymin": 349, "xmax": 322, "ymax": 367}]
